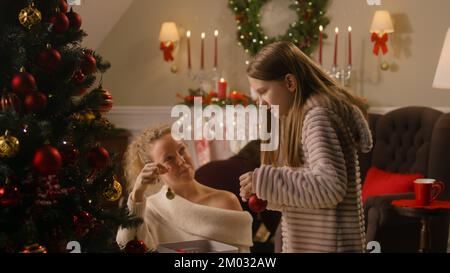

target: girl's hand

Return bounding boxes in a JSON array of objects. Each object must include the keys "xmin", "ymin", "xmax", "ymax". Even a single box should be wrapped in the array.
[{"xmin": 239, "ymin": 171, "xmax": 254, "ymax": 202}]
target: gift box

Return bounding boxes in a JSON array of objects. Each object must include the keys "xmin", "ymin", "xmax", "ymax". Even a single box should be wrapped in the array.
[{"xmin": 157, "ymin": 240, "xmax": 238, "ymax": 253}]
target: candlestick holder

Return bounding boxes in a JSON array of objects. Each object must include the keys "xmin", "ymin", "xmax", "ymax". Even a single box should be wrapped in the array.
[
  {"xmin": 326, "ymin": 64, "xmax": 353, "ymax": 87},
  {"xmin": 187, "ymin": 68, "xmax": 221, "ymax": 93}
]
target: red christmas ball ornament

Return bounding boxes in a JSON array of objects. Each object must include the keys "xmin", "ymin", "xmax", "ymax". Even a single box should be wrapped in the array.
[
  {"xmin": 248, "ymin": 194, "xmax": 267, "ymax": 213},
  {"xmin": 87, "ymin": 146, "xmax": 110, "ymax": 169},
  {"xmin": 38, "ymin": 47, "xmax": 61, "ymax": 71},
  {"xmin": 90, "ymin": 86, "xmax": 113, "ymax": 113},
  {"xmin": 59, "ymin": 0, "xmax": 69, "ymax": 13},
  {"xmin": 32, "ymin": 145, "xmax": 63, "ymax": 175},
  {"xmin": 81, "ymin": 54, "xmax": 97, "ymax": 75},
  {"xmin": 0, "ymin": 185, "xmax": 21, "ymax": 207},
  {"xmin": 49, "ymin": 12, "xmax": 69, "ymax": 34},
  {"xmin": 11, "ymin": 71, "xmax": 36, "ymax": 94},
  {"xmin": 67, "ymin": 8, "xmax": 82, "ymax": 30},
  {"xmin": 125, "ymin": 238, "xmax": 148, "ymax": 253},
  {"xmin": 24, "ymin": 92, "xmax": 47, "ymax": 113},
  {"xmin": 73, "ymin": 211, "xmax": 96, "ymax": 237},
  {"xmin": 72, "ymin": 70, "xmax": 85, "ymax": 84}
]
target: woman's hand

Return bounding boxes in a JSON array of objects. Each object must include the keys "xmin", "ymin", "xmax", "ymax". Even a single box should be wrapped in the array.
[
  {"xmin": 239, "ymin": 171, "xmax": 254, "ymax": 202},
  {"xmin": 131, "ymin": 163, "xmax": 168, "ymax": 202}
]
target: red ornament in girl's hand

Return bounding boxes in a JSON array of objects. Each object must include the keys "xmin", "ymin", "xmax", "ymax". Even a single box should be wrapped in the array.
[
  {"xmin": 125, "ymin": 239, "xmax": 148, "ymax": 253},
  {"xmin": 77, "ymin": 88, "xmax": 88, "ymax": 96},
  {"xmin": 248, "ymin": 194, "xmax": 267, "ymax": 213}
]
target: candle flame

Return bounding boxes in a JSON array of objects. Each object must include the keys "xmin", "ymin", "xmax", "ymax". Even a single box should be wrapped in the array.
[
  {"xmin": 348, "ymin": 26, "xmax": 352, "ymax": 32},
  {"xmin": 335, "ymin": 27, "xmax": 339, "ymax": 34},
  {"xmin": 214, "ymin": 30, "xmax": 219, "ymax": 37},
  {"xmin": 220, "ymin": 78, "xmax": 225, "ymax": 83},
  {"xmin": 319, "ymin": 25, "xmax": 323, "ymax": 32},
  {"xmin": 187, "ymin": 30, "xmax": 191, "ymax": 38},
  {"xmin": 201, "ymin": 33, "xmax": 205, "ymax": 39}
]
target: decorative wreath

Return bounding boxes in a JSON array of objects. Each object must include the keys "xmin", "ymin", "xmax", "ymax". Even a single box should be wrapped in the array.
[{"xmin": 228, "ymin": 0, "xmax": 330, "ymax": 56}]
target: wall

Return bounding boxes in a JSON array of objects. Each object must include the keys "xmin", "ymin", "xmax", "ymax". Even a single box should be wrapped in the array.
[
  {"xmin": 95, "ymin": 0, "xmax": 450, "ymax": 107},
  {"xmin": 77, "ymin": 0, "xmax": 133, "ymax": 49}
]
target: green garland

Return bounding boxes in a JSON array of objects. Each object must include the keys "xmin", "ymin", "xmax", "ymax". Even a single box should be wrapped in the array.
[{"xmin": 228, "ymin": 0, "xmax": 330, "ymax": 56}]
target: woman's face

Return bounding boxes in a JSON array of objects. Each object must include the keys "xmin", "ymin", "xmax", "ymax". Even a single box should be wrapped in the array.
[
  {"xmin": 248, "ymin": 76, "xmax": 295, "ymax": 116},
  {"xmin": 149, "ymin": 134, "xmax": 195, "ymax": 182}
]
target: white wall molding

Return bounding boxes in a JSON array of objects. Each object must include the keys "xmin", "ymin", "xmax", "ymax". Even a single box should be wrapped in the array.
[{"xmin": 106, "ymin": 106, "xmax": 173, "ymax": 135}]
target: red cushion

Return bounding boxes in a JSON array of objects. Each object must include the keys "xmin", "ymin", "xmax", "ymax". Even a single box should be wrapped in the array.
[{"xmin": 362, "ymin": 166, "xmax": 424, "ymax": 203}]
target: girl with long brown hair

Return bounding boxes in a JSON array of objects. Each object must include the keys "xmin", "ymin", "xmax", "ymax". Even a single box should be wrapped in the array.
[{"xmin": 239, "ymin": 41, "xmax": 373, "ymax": 253}]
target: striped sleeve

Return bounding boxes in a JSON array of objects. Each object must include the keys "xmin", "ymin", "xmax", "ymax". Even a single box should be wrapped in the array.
[{"xmin": 253, "ymin": 107, "xmax": 348, "ymax": 209}]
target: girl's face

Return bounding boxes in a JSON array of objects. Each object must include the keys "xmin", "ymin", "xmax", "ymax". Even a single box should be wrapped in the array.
[
  {"xmin": 248, "ymin": 76, "xmax": 296, "ymax": 116},
  {"xmin": 150, "ymin": 134, "xmax": 195, "ymax": 182}
]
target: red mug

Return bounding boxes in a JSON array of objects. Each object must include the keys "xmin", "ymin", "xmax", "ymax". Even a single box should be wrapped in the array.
[{"xmin": 414, "ymin": 179, "xmax": 445, "ymax": 206}]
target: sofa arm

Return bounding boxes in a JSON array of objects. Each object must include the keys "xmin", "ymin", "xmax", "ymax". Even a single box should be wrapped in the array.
[
  {"xmin": 364, "ymin": 193, "xmax": 417, "ymax": 244},
  {"xmin": 364, "ymin": 193, "xmax": 414, "ymax": 211},
  {"xmin": 364, "ymin": 192, "xmax": 415, "ymax": 226}
]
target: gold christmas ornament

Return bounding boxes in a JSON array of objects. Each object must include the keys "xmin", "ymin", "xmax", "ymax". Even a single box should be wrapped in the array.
[
  {"xmin": 166, "ymin": 187, "xmax": 175, "ymax": 200},
  {"xmin": 83, "ymin": 111, "xmax": 96, "ymax": 121},
  {"xmin": 0, "ymin": 131, "xmax": 20, "ymax": 158},
  {"xmin": 380, "ymin": 61, "xmax": 390, "ymax": 71},
  {"xmin": 71, "ymin": 111, "xmax": 96, "ymax": 122},
  {"xmin": 18, "ymin": 2, "xmax": 42, "ymax": 30},
  {"xmin": 103, "ymin": 178, "xmax": 123, "ymax": 202}
]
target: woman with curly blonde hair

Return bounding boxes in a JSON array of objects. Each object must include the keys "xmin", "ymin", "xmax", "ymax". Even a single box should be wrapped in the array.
[{"xmin": 116, "ymin": 124, "xmax": 253, "ymax": 252}]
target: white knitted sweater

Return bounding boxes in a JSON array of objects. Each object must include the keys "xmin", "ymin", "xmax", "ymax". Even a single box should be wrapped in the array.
[{"xmin": 116, "ymin": 185, "xmax": 253, "ymax": 253}]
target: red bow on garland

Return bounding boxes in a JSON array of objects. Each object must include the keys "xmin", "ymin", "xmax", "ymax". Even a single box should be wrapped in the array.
[
  {"xmin": 160, "ymin": 41, "xmax": 174, "ymax": 62},
  {"xmin": 371, "ymin": 32, "xmax": 389, "ymax": 56}
]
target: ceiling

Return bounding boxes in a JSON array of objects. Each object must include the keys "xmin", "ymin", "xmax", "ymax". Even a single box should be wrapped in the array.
[{"xmin": 74, "ymin": 0, "xmax": 134, "ymax": 49}]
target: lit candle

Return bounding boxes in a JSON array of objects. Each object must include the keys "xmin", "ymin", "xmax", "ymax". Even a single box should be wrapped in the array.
[
  {"xmin": 201, "ymin": 32, "xmax": 205, "ymax": 70},
  {"xmin": 333, "ymin": 27, "xmax": 339, "ymax": 67},
  {"xmin": 187, "ymin": 30, "xmax": 191, "ymax": 69},
  {"xmin": 319, "ymin": 25, "xmax": 323, "ymax": 66},
  {"xmin": 348, "ymin": 26, "xmax": 352, "ymax": 66},
  {"xmin": 218, "ymin": 78, "xmax": 227, "ymax": 99},
  {"xmin": 214, "ymin": 30, "xmax": 219, "ymax": 69}
]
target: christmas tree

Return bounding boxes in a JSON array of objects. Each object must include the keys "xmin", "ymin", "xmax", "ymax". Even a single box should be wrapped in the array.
[{"xmin": 0, "ymin": 0, "xmax": 141, "ymax": 253}]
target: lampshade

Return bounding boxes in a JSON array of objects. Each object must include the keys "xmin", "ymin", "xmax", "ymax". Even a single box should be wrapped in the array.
[
  {"xmin": 433, "ymin": 28, "xmax": 450, "ymax": 89},
  {"xmin": 159, "ymin": 22, "xmax": 179, "ymax": 42},
  {"xmin": 370, "ymin": 10, "xmax": 394, "ymax": 34}
]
